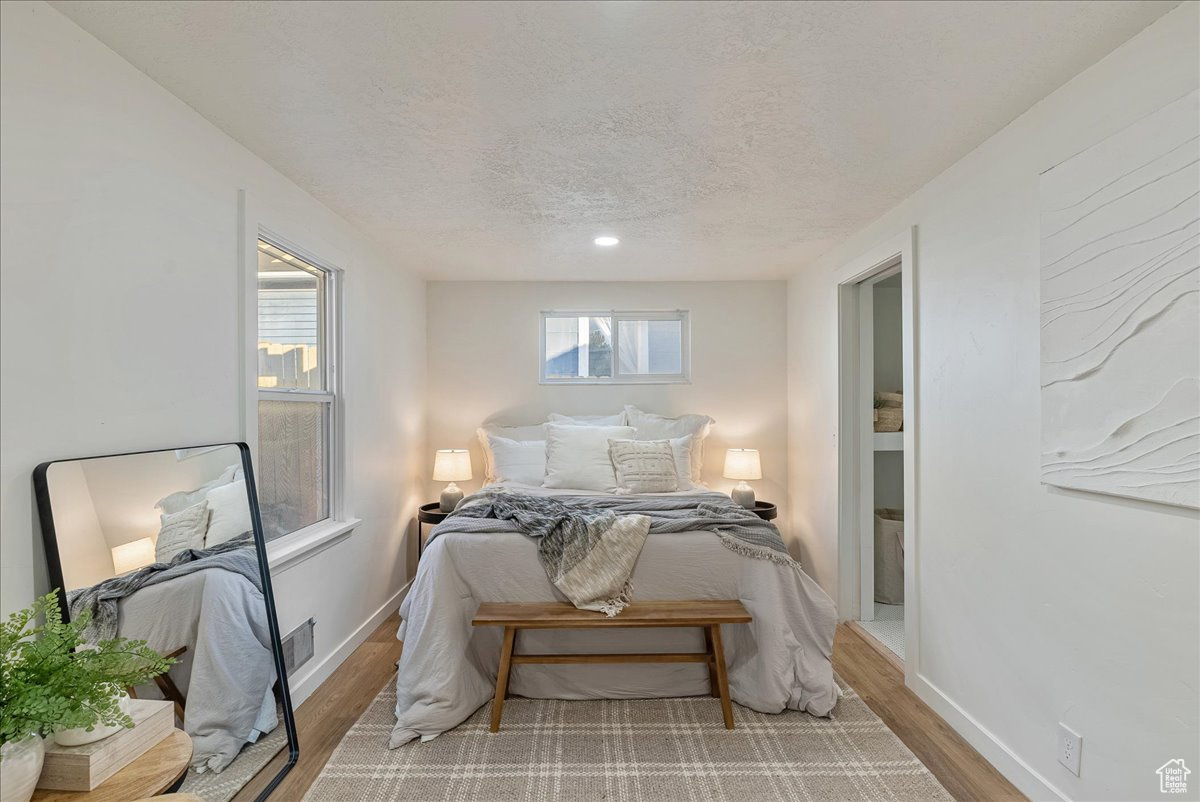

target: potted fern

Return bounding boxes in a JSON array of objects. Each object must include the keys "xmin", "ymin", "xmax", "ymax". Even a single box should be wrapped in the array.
[{"xmin": 0, "ymin": 591, "xmax": 172, "ymax": 802}]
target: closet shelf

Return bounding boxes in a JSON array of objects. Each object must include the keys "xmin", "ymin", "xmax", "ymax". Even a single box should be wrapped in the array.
[{"xmin": 873, "ymin": 432, "xmax": 904, "ymax": 451}]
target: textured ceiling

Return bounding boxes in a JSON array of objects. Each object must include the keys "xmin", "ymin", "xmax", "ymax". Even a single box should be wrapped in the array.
[{"xmin": 52, "ymin": 0, "xmax": 1176, "ymax": 280}]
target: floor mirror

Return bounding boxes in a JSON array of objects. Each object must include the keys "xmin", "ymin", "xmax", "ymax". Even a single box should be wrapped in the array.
[{"xmin": 33, "ymin": 443, "xmax": 298, "ymax": 802}]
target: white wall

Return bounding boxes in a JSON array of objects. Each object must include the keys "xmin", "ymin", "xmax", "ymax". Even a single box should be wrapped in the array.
[
  {"xmin": 872, "ymin": 284, "xmax": 903, "ymax": 394},
  {"xmin": 43, "ymin": 462, "xmax": 114, "ymax": 591},
  {"xmin": 426, "ymin": 281, "xmax": 792, "ymax": 544},
  {"xmin": 0, "ymin": 1, "xmax": 425, "ymax": 700},
  {"xmin": 786, "ymin": 5, "xmax": 1198, "ymax": 801}
]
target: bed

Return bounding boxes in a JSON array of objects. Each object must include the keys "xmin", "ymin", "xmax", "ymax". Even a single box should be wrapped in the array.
[
  {"xmin": 116, "ymin": 563, "xmax": 279, "ymax": 773},
  {"xmin": 391, "ymin": 482, "xmax": 838, "ymax": 748}
]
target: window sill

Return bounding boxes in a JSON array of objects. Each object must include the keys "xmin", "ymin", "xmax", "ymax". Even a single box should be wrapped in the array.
[
  {"xmin": 538, "ymin": 378, "xmax": 692, "ymax": 386},
  {"xmin": 266, "ymin": 517, "xmax": 360, "ymax": 573}
]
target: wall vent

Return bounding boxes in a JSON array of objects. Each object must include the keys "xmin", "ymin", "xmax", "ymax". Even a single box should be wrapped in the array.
[{"xmin": 281, "ymin": 618, "xmax": 315, "ymax": 675}]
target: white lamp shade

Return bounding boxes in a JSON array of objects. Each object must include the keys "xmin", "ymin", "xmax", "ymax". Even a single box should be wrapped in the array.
[
  {"xmin": 723, "ymin": 449, "xmax": 762, "ymax": 481},
  {"xmin": 111, "ymin": 538, "xmax": 156, "ymax": 575},
  {"xmin": 433, "ymin": 449, "xmax": 473, "ymax": 482}
]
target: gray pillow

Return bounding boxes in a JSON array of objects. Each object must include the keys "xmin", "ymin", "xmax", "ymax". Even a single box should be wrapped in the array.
[{"xmin": 608, "ymin": 439, "xmax": 679, "ymax": 494}]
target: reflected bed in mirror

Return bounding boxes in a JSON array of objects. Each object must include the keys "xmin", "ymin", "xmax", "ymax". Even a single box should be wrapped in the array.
[{"xmin": 33, "ymin": 443, "xmax": 297, "ymax": 802}]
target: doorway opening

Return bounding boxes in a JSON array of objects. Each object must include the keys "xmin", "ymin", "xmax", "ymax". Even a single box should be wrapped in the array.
[
  {"xmin": 836, "ymin": 230, "xmax": 916, "ymax": 673},
  {"xmin": 856, "ymin": 269, "xmax": 905, "ymax": 658}
]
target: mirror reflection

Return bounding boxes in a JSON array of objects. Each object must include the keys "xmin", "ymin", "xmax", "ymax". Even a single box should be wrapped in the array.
[{"xmin": 39, "ymin": 445, "xmax": 289, "ymax": 802}]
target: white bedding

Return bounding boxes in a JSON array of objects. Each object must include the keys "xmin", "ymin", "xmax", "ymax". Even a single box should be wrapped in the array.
[{"xmin": 391, "ymin": 484, "xmax": 838, "ymax": 747}]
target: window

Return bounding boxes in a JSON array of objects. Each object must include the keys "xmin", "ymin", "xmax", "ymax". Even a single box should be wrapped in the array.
[
  {"xmin": 256, "ymin": 238, "xmax": 340, "ymax": 540},
  {"xmin": 540, "ymin": 311, "xmax": 689, "ymax": 384}
]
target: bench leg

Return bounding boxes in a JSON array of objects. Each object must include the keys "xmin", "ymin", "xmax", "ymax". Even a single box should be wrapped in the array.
[
  {"xmin": 153, "ymin": 674, "xmax": 187, "ymax": 722},
  {"xmin": 703, "ymin": 627, "xmax": 719, "ymax": 697},
  {"xmin": 708, "ymin": 624, "xmax": 735, "ymax": 729},
  {"xmin": 490, "ymin": 626, "xmax": 517, "ymax": 733}
]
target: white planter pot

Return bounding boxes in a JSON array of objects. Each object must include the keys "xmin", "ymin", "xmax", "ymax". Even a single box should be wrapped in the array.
[
  {"xmin": 0, "ymin": 736, "xmax": 44, "ymax": 802},
  {"xmin": 53, "ymin": 691, "xmax": 133, "ymax": 747}
]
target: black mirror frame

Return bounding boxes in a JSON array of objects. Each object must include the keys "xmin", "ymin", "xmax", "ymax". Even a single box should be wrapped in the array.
[{"xmin": 32, "ymin": 442, "xmax": 299, "ymax": 801}]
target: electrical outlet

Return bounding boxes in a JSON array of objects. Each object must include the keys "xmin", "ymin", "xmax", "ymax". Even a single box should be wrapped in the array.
[{"xmin": 1058, "ymin": 723, "xmax": 1082, "ymax": 776}]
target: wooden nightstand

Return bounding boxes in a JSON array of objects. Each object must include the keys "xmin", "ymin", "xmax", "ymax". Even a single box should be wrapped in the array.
[
  {"xmin": 749, "ymin": 501, "xmax": 777, "ymax": 521},
  {"xmin": 417, "ymin": 502, "xmax": 450, "ymax": 559}
]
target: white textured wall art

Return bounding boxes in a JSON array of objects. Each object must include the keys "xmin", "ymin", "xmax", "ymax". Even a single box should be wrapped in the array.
[{"xmin": 1040, "ymin": 90, "xmax": 1199, "ymax": 508}]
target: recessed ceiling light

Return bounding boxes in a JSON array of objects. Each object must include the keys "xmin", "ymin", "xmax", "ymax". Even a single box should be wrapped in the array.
[{"xmin": 594, "ymin": 236, "xmax": 619, "ymax": 247}]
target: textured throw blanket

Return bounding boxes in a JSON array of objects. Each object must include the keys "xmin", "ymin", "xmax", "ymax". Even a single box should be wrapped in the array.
[
  {"xmin": 68, "ymin": 534, "xmax": 261, "ymax": 643},
  {"xmin": 436, "ymin": 490, "xmax": 798, "ymax": 615},
  {"xmin": 450, "ymin": 492, "xmax": 650, "ymax": 615}
]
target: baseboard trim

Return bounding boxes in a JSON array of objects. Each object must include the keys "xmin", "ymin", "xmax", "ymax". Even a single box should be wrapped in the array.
[
  {"xmin": 288, "ymin": 579, "xmax": 411, "ymax": 706},
  {"xmin": 911, "ymin": 672, "xmax": 1069, "ymax": 801}
]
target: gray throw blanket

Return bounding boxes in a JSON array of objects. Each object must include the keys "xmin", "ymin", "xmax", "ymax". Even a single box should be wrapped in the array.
[
  {"xmin": 67, "ymin": 534, "xmax": 262, "ymax": 643},
  {"xmin": 438, "ymin": 490, "xmax": 797, "ymax": 615},
  {"xmin": 450, "ymin": 492, "xmax": 650, "ymax": 615}
]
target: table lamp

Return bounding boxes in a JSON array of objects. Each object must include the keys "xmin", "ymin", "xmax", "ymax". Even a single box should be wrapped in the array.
[
  {"xmin": 111, "ymin": 537, "xmax": 156, "ymax": 574},
  {"xmin": 433, "ymin": 449, "xmax": 472, "ymax": 512},
  {"xmin": 723, "ymin": 448, "xmax": 762, "ymax": 509}
]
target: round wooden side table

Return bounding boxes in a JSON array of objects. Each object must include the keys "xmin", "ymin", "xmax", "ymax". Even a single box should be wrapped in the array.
[
  {"xmin": 750, "ymin": 501, "xmax": 778, "ymax": 521},
  {"xmin": 417, "ymin": 502, "xmax": 450, "ymax": 560},
  {"xmin": 32, "ymin": 729, "xmax": 192, "ymax": 802}
]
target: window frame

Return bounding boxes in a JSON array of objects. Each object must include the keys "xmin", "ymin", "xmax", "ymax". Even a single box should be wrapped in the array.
[
  {"xmin": 538, "ymin": 309, "xmax": 691, "ymax": 385},
  {"xmin": 253, "ymin": 229, "xmax": 346, "ymax": 544}
]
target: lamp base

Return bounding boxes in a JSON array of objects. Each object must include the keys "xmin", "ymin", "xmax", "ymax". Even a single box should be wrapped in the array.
[
  {"xmin": 731, "ymin": 481, "xmax": 755, "ymax": 510},
  {"xmin": 440, "ymin": 482, "xmax": 464, "ymax": 512}
]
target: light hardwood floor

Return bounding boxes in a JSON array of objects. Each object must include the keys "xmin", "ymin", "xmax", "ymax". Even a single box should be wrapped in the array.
[
  {"xmin": 236, "ymin": 613, "xmax": 1024, "ymax": 802},
  {"xmin": 834, "ymin": 623, "xmax": 1025, "ymax": 801},
  {"xmin": 231, "ymin": 613, "xmax": 403, "ymax": 802}
]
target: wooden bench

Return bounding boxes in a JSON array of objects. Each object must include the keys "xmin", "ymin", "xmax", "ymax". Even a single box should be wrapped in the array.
[
  {"xmin": 471, "ymin": 600, "xmax": 751, "ymax": 732},
  {"xmin": 127, "ymin": 645, "xmax": 187, "ymax": 721}
]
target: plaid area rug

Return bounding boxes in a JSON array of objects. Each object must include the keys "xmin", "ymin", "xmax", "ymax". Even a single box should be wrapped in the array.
[
  {"xmin": 178, "ymin": 717, "xmax": 288, "ymax": 802},
  {"xmin": 304, "ymin": 678, "xmax": 951, "ymax": 802}
]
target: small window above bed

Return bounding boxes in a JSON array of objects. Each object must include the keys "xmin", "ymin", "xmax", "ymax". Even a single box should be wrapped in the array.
[{"xmin": 540, "ymin": 311, "xmax": 690, "ymax": 385}]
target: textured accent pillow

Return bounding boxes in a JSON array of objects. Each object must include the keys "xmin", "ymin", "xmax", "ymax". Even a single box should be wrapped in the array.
[
  {"xmin": 547, "ymin": 412, "xmax": 627, "ymax": 426},
  {"xmin": 485, "ymin": 434, "xmax": 547, "ymax": 485},
  {"xmin": 204, "ymin": 480, "xmax": 253, "ymax": 547},
  {"xmin": 477, "ymin": 423, "xmax": 546, "ymax": 482},
  {"xmin": 543, "ymin": 423, "xmax": 636, "ymax": 492},
  {"xmin": 624, "ymin": 406, "xmax": 714, "ymax": 483},
  {"xmin": 155, "ymin": 464, "xmax": 239, "ymax": 515},
  {"xmin": 155, "ymin": 500, "xmax": 210, "ymax": 563},
  {"xmin": 608, "ymin": 439, "xmax": 679, "ymax": 494}
]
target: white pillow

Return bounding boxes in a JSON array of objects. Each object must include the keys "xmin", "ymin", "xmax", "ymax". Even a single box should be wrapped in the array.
[
  {"xmin": 547, "ymin": 412, "xmax": 627, "ymax": 426},
  {"xmin": 477, "ymin": 423, "xmax": 546, "ymax": 482},
  {"xmin": 155, "ymin": 501, "xmax": 209, "ymax": 563},
  {"xmin": 666, "ymin": 435, "xmax": 696, "ymax": 491},
  {"xmin": 156, "ymin": 464, "xmax": 239, "ymax": 514},
  {"xmin": 624, "ymin": 406, "xmax": 714, "ymax": 483},
  {"xmin": 204, "ymin": 480, "xmax": 253, "ymax": 547},
  {"xmin": 485, "ymin": 435, "xmax": 547, "ymax": 485},
  {"xmin": 608, "ymin": 439, "xmax": 678, "ymax": 494},
  {"xmin": 543, "ymin": 423, "xmax": 636, "ymax": 492}
]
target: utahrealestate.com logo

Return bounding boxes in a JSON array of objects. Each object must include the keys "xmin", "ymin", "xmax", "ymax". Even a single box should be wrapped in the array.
[{"xmin": 1157, "ymin": 759, "xmax": 1190, "ymax": 795}]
